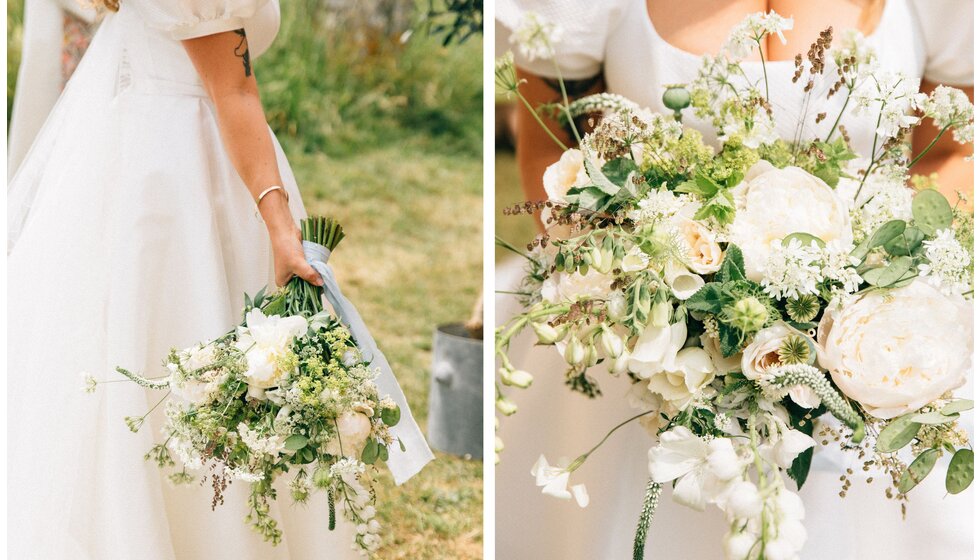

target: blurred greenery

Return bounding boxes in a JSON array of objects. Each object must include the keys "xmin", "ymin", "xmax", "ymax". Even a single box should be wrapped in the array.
[
  {"xmin": 495, "ymin": 149, "xmax": 536, "ymax": 262},
  {"xmin": 7, "ymin": 1, "xmax": 482, "ymax": 558}
]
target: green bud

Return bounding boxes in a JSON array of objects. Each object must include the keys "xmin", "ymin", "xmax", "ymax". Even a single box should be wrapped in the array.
[
  {"xmin": 496, "ymin": 397, "xmax": 518, "ymax": 416},
  {"xmin": 501, "ymin": 368, "xmax": 534, "ymax": 388},
  {"xmin": 531, "ymin": 321, "xmax": 560, "ymax": 344},
  {"xmin": 728, "ymin": 297, "xmax": 769, "ymax": 332},
  {"xmin": 564, "ymin": 336, "xmax": 586, "ymax": 366},
  {"xmin": 662, "ymin": 86, "xmax": 691, "ymax": 121}
]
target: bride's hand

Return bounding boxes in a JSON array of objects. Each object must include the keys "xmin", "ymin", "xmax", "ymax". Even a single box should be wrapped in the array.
[{"xmin": 261, "ymin": 196, "xmax": 323, "ymax": 287}]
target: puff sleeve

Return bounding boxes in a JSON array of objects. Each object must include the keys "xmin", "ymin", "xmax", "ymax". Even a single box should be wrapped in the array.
[
  {"xmin": 909, "ymin": 0, "xmax": 974, "ymax": 86},
  {"xmin": 495, "ymin": 0, "xmax": 628, "ymax": 79},
  {"xmin": 131, "ymin": 0, "xmax": 271, "ymax": 40}
]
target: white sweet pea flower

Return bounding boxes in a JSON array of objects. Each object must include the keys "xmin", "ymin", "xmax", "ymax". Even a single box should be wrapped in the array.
[
  {"xmin": 646, "ymin": 347, "xmax": 716, "ymax": 410},
  {"xmin": 235, "ymin": 309, "xmax": 308, "ymax": 394},
  {"xmin": 628, "ymin": 321, "xmax": 687, "ymax": 378},
  {"xmin": 724, "ymin": 530, "xmax": 759, "ymax": 560},
  {"xmin": 621, "ymin": 246, "xmax": 651, "ymax": 272},
  {"xmin": 760, "ymin": 425, "xmax": 816, "ymax": 469},
  {"xmin": 647, "ymin": 427, "xmax": 742, "ymax": 510},
  {"xmin": 722, "ymin": 480, "xmax": 764, "ymax": 519},
  {"xmin": 531, "ymin": 455, "xmax": 589, "ymax": 507},
  {"xmin": 540, "ymin": 269, "xmax": 615, "ymax": 305}
]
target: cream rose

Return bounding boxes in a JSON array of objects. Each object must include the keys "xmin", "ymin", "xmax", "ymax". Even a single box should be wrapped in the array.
[
  {"xmin": 542, "ymin": 148, "xmax": 589, "ymax": 203},
  {"xmin": 817, "ymin": 280, "xmax": 973, "ymax": 419},
  {"xmin": 730, "ymin": 161, "xmax": 853, "ymax": 282},
  {"xmin": 326, "ymin": 411, "xmax": 374, "ymax": 457},
  {"xmin": 540, "ymin": 269, "xmax": 615, "ymax": 304},
  {"xmin": 742, "ymin": 323, "xmax": 821, "ymax": 408},
  {"xmin": 674, "ymin": 217, "xmax": 724, "ymax": 274}
]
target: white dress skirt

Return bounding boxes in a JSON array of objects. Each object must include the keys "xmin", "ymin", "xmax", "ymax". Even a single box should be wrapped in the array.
[
  {"xmin": 7, "ymin": 1, "xmax": 359, "ymax": 558},
  {"xmin": 495, "ymin": 0, "xmax": 974, "ymax": 558}
]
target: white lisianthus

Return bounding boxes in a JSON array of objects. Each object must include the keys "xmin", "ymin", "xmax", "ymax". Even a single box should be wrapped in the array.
[
  {"xmin": 326, "ymin": 411, "xmax": 373, "ymax": 457},
  {"xmin": 540, "ymin": 269, "xmax": 615, "ymax": 304},
  {"xmin": 531, "ymin": 455, "xmax": 589, "ymax": 507},
  {"xmin": 817, "ymin": 280, "xmax": 973, "ymax": 419},
  {"xmin": 542, "ymin": 148, "xmax": 589, "ymax": 204},
  {"xmin": 741, "ymin": 323, "xmax": 820, "ymax": 408},
  {"xmin": 628, "ymin": 321, "xmax": 687, "ymax": 378},
  {"xmin": 646, "ymin": 347, "xmax": 716, "ymax": 410},
  {"xmin": 730, "ymin": 161, "xmax": 853, "ymax": 282},
  {"xmin": 647, "ymin": 427, "xmax": 742, "ymax": 510},
  {"xmin": 235, "ymin": 309, "xmax": 308, "ymax": 393}
]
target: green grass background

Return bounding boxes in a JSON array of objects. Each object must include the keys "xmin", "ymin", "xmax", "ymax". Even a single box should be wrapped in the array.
[{"xmin": 7, "ymin": 1, "xmax": 483, "ymax": 557}]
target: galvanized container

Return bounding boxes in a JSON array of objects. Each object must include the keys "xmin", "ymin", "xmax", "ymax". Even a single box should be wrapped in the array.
[{"xmin": 427, "ymin": 323, "xmax": 483, "ymax": 458}]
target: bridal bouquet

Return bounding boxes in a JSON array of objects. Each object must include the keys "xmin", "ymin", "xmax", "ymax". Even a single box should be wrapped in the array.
[
  {"xmin": 496, "ymin": 11, "xmax": 974, "ymax": 560},
  {"xmin": 88, "ymin": 217, "xmax": 399, "ymax": 556}
]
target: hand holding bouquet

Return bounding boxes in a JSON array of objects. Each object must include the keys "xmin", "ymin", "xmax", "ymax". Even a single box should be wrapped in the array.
[
  {"xmin": 497, "ymin": 11, "xmax": 974, "ymax": 560},
  {"xmin": 88, "ymin": 217, "xmax": 429, "ymax": 557}
]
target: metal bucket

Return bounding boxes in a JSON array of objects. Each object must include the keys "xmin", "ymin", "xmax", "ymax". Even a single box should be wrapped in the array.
[{"xmin": 427, "ymin": 323, "xmax": 483, "ymax": 458}]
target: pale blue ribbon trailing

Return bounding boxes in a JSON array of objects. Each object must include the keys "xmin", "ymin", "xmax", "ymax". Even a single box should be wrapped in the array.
[{"xmin": 303, "ymin": 241, "xmax": 434, "ymax": 485}]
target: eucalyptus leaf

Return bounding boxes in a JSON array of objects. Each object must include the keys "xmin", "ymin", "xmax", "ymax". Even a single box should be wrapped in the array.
[
  {"xmin": 883, "ymin": 226, "xmax": 925, "ymax": 257},
  {"xmin": 381, "ymin": 405, "xmax": 402, "ymax": 427},
  {"xmin": 910, "ymin": 411, "xmax": 959, "ymax": 425},
  {"xmin": 898, "ymin": 448, "xmax": 941, "ymax": 494},
  {"xmin": 875, "ymin": 413, "xmax": 922, "ymax": 453},
  {"xmin": 867, "ymin": 220, "xmax": 908, "ymax": 249},
  {"xmin": 862, "ymin": 256, "xmax": 913, "ymax": 287},
  {"xmin": 941, "ymin": 399, "xmax": 974, "ymax": 415},
  {"xmin": 911, "ymin": 189, "xmax": 953, "ymax": 235},
  {"xmin": 361, "ymin": 438, "xmax": 379, "ymax": 465},
  {"xmin": 782, "ymin": 232, "xmax": 825, "ymax": 248},
  {"xmin": 946, "ymin": 449, "xmax": 974, "ymax": 494},
  {"xmin": 378, "ymin": 444, "xmax": 390, "ymax": 462},
  {"xmin": 284, "ymin": 434, "xmax": 309, "ymax": 451}
]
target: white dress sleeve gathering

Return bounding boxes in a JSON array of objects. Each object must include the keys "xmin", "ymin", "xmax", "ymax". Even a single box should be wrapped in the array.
[
  {"xmin": 909, "ymin": 0, "xmax": 974, "ymax": 86},
  {"xmin": 129, "ymin": 0, "xmax": 281, "ymax": 57}
]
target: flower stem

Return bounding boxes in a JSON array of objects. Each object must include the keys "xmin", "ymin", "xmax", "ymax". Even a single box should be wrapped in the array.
[
  {"xmin": 907, "ymin": 124, "xmax": 952, "ymax": 168},
  {"xmin": 568, "ymin": 410, "xmax": 654, "ymax": 472},
  {"xmin": 757, "ymin": 41, "xmax": 769, "ymax": 102}
]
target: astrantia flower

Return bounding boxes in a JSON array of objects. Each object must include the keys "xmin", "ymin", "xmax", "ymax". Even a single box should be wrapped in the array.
[
  {"xmin": 531, "ymin": 455, "xmax": 589, "ymax": 507},
  {"xmin": 918, "ymin": 228, "xmax": 972, "ymax": 295},
  {"xmin": 722, "ymin": 11, "xmax": 793, "ymax": 59},
  {"xmin": 509, "ymin": 11, "xmax": 562, "ymax": 62},
  {"xmin": 760, "ymin": 238, "xmax": 824, "ymax": 300},
  {"xmin": 921, "ymin": 85, "xmax": 974, "ymax": 144}
]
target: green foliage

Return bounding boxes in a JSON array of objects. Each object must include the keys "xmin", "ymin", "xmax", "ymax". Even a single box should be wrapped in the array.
[
  {"xmin": 898, "ymin": 448, "xmax": 941, "ymax": 494},
  {"xmin": 420, "ymin": 0, "xmax": 483, "ymax": 46},
  {"xmin": 946, "ymin": 449, "xmax": 974, "ymax": 494},
  {"xmin": 675, "ymin": 173, "xmax": 738, "ymax": 225},
  {"xmin": 911, "ymin": 189, "xmax": 954, "ymax": 235},
  {"xmin": 875, "ymin": 413, "xmax": 923, "ymax": 453}
]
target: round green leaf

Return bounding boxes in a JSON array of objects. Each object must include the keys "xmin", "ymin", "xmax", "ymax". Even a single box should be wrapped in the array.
[
  {"xmin": 867, "ymin": 220, "xmax": 908, "ymax": 249},
  {"xmin": 361, "ymin": 438, "xmax": 379, "ymax": 464},
  {"xmin": 883, "ymin": 225, "xmax": 925, "ymax": 256},
  {"xmin": 942, "ymin": 399, "xmax": 974, "ymax": 415},
  {"xmin": 862, "ymin": 256, "xmax": 914, "ymax": 287},
  {"xmin": 910, "ymin": 411, "xmax": 959, "ymax": 425},
  {"xmin": 875, "ymin": 413, "xmax": 922, "ymax": 453},
  {"xmin": 378, "ymin": 444, "xmax": 390, "ymax": 462},
  {"xmin": 946, "ymin": 449, "xmax": 974, "ymax": 494},
  {"xmin": 782, "ymin": 232, "xmax": 825, "ymax": 248},
  {"xmin": 912, "ymin": 189, "xmax": 953, "ymax": 235},
  {"xmin": 381, "ymin": 405, "xmax": 402, "ymax": 427},
  {"xmin": 898, "ymin": 448, "xmax": 941, "ymax": 494},
  {"xmin": 284, "ymin": 434, "xmax": 309, "ymax": 451}
]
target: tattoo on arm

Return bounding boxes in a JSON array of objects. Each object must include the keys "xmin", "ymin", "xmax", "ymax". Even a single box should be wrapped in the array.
[
  {"xmin": 233, "ymin": 28, "xmax": 252, "ymax": 77},
  {"xmin": 543, "ymin": 75, "xmax": 602, "ymax": 97}
]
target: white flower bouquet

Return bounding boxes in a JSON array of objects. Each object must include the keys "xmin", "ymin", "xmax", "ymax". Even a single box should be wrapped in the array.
[
  {"xmin": 496, "ymin": 11, "xmax": 974, "ymax": 560},
  {"xmin": 88, "ymin": 217, "xmax": 405, "ymax": 556}
]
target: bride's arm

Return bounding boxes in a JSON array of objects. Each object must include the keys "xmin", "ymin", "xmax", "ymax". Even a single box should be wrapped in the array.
[
  {"xmin": 514, "ymin": 69, "xmax": 603, "ymax": 231},
  {"xmin": 910, "ymin": 81, "xmax": 974, "ymax": 208},
  {"xmin": 181, "ymin": 30, "xmax": 322, "ymax": 287}
]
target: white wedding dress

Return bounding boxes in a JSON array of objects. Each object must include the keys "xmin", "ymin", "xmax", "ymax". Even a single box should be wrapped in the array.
[
  {"xmin": 7, "ymin": 2, "xmax": 362, "ymax": 558},
  {"xmin": 495, "ymin": 1, "xmax": 974, "ymax": 558}
]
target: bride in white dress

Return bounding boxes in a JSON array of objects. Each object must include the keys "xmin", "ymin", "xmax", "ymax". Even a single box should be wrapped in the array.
[
  {"xmin": 494, "ymin": 1, "xmax": 973, "ymax": 558},
  {"xmin": 7, "ymin": 1, "xmax": 432, "ymax": 558}
]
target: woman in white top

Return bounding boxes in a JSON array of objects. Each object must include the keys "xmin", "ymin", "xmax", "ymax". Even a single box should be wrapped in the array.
[
  {"xmin": 495, "ymin": 1, "xmax": 973, "ymax": 558},
  {"xmin": 7, "ymin": 1, "xmax": 435, "ymax": 558}
]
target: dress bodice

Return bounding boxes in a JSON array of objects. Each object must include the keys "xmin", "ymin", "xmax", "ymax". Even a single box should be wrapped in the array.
[{"xmin": 497, "ymin": 0, "xmax": 974, "ymax": 157}]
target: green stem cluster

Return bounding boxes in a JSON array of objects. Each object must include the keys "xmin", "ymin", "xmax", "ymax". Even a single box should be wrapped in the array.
[{"xmin": 283, "ymin": 216, "xmax": 345, "ymax": 316}]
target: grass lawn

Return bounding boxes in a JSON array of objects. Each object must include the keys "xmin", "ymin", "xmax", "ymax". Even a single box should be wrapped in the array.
[
  {"xmin": 293, "ymin": 148, "xmax": 483, "ymax": 558},
  {"xmin": 494, "ymin": 149, "xmax": 537, "ymax": 262}
]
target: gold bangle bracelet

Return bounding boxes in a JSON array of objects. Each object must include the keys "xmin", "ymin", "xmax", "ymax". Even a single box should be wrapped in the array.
[{"xmin": 256, "ymin": 185, "xmax": 289, "ymax": 206}]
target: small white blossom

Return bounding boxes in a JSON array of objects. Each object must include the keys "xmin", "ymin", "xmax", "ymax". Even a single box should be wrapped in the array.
[
  {"xmin": 509, "ymin": 11, "xmax": 562, "ymax": 62},
  {"xmin": 531, "ymin": 455, "xmax": 589, "ymax": 507},
  {"xmin": 851, "ymin": 70, "xmax": 925, "ymax": 140},
  {"xmin": 820, "ymin": 240, "xmax": 862, "ymax": 294},
  {"xmin": 918, "ymin": 229, "xmax": 972, "ymax": 295},
  {"xmin": 628, "ymin": 188, "xmax": 691, "ymax": 224},
  {"xmin": 921, "ymin": 85, "xmax": 974, "ymax": 144},
  {"xmin": 761, "ymin": 239, "xmax": 824, "ymax": 300},
  {"xmin": 722, "ymin": 11, "xmax": 794, "ymax": 59},
  {"xmin": 80, "ymin": 371, "xmax": 97, "ymax": 393},
  {"xmin": 237, "ymin": 422, "xmax": 286, "ymax": 457}
]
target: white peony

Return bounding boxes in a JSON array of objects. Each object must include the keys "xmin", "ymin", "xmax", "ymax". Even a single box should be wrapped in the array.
[
  {"xmin": 540, "ymin": 269, "xmax": 615, "ymax": 304},
  {"xmin": 234, "ymin": 309, "xmax": 308, "ymax": 394},
  {"xmin": 741, "ymin": 323, "xmax": 820, "ymax": 408},
  {"xmin": 817, "ymin": 280, "xmax": 973, "ymax": 419},
  {"xmin": 646, "ymin": 347, "xmax": 717, "ymax": 410},
  {"xmin": 730, "ymin": 161, "xmax": 853, "ymax": 282},
  {"xmin": 170, "ymin": 343, "xmax": 225, "ymax": 405},
  {"xmin": 326, "ymin": 411, "xmax": 374, "ymax": 457},
  {"xmin": 542, "ymin": 148, "xmax": 589, "ymax": 204}
]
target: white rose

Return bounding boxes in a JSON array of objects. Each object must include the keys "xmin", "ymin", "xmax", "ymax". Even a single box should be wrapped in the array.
[
  {"xmin": 235, "ymin": 309, "xmax": 308, "ymax": 391},
  {"xmin": 326, "ymin": 411, "xmax": 373, "ymax": 457},
  {"xmin": 817, "ymin": 280, "xmax": 972, "ymax": 419},
  {"xmin": 646, "ymin": 347, "xmax": 716, "ymax": 410},
  {"xmin": 540, "ymin": 269, "xmax": 615, "ymax": 304},
  {"xmin": 673, "ymin": 217, "xmax": 725, "ymax": 274},
  {"xmin": 741, "ymin": 323, "xmax": 821, "ymax": 408},
  {"xmin": 730, "ymin": 161, "xmax": 853, "ymax": 282},
  {"xmin": 542, "ymin": 148, "xmax": 589, "ymax": 203},
  {"xmin": 628, "ymin": 321, "xmax": 687, "ymax": 378}
]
